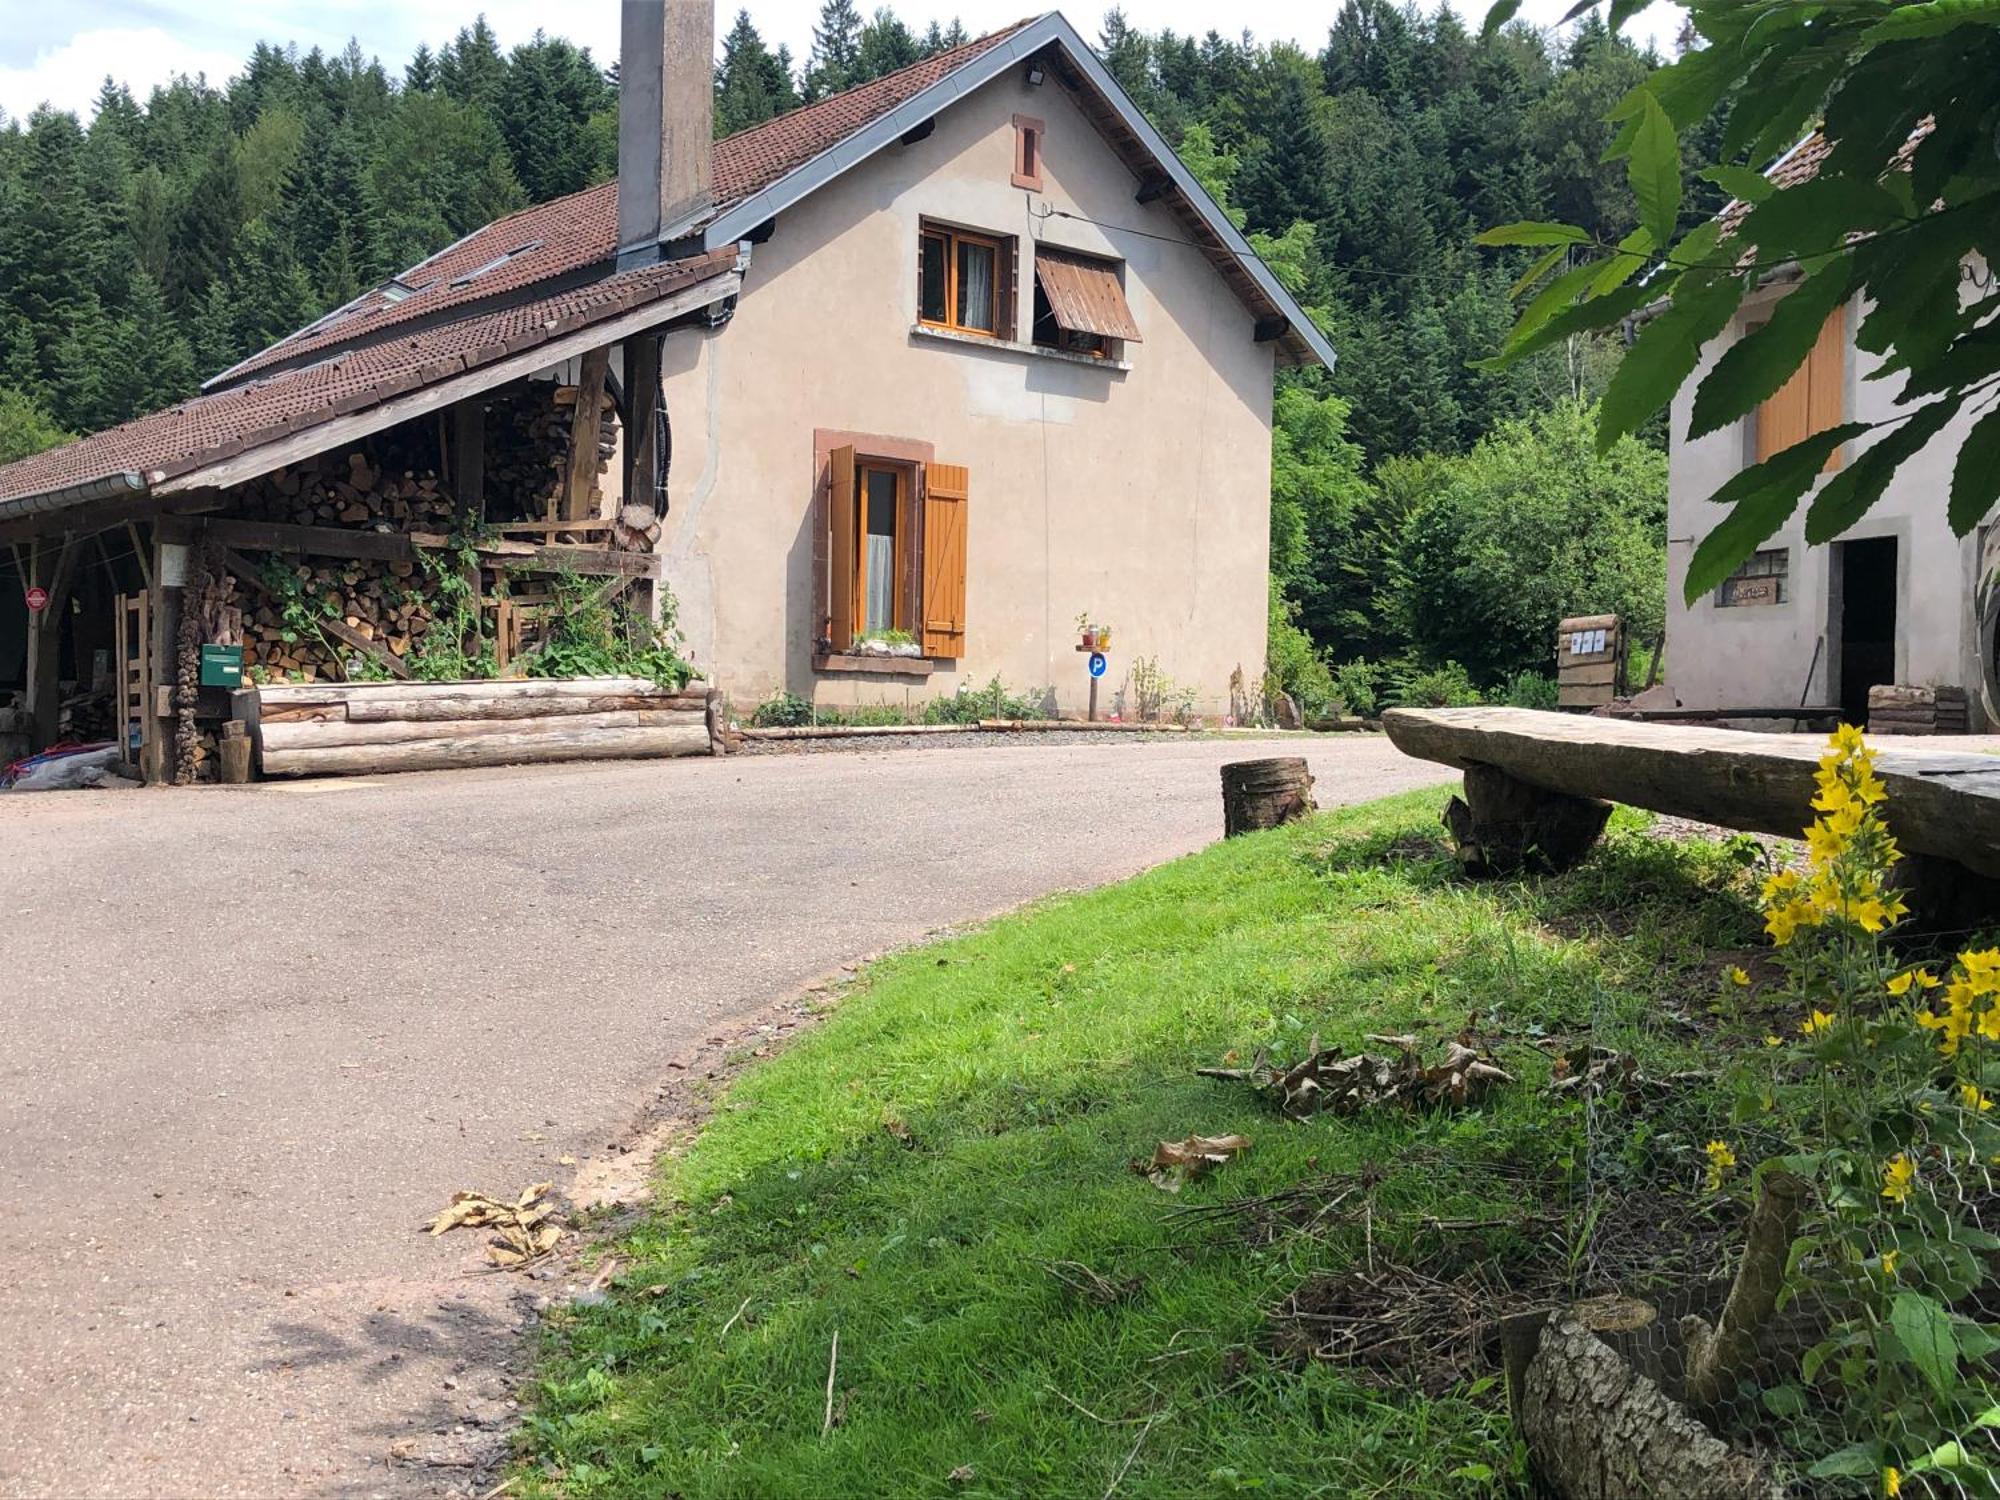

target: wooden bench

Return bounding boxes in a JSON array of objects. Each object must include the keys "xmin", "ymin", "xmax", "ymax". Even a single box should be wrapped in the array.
[{"xmin": 1381, "ymin": 708, "xmax": 2000, "ymax": 913}]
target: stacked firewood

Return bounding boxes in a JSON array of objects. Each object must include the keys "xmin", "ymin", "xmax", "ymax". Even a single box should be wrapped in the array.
[
  {"xmin": 235, "ymin": 559, "xmax": 439, "ymax": 682},
  {"xmin": 484, "ymin": 380, "xmax": 620, "ymax": 522},
  {"xmin": 234, "ymin": 450, "xmax": 457, "ymax": 531},
  {"xmin": 1868, "ymin": 684, "xmax": 1970, "ymax": 735}
]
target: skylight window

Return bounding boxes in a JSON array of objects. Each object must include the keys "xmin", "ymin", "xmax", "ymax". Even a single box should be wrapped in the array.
[{"xmin": 449, "ymin": 240, "xmax": 544, "ymax": 289}]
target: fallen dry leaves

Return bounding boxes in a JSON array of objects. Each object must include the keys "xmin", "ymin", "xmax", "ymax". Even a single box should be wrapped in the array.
[
  {"xmin": 426, "ymin": 1181, "xmax": 563, "ymax": 1268},
  {"xmin": 1199, "ymin": 1033, "xmax": 1513, "ymax": 1120},
  {"xmin": 1136, "ymin": 1133, "xmax": 1251, "ymax": 1192}
]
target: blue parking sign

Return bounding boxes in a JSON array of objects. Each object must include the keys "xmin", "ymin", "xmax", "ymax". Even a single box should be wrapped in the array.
[{"xmin": 1088, "ymin": 651, "xmax": 1107, "ymax": 678}]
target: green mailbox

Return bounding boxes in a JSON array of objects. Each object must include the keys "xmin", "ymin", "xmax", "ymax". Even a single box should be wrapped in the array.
[{"xmin": 199, "ymin": 643, "xmax": 244, "ymax": 689}]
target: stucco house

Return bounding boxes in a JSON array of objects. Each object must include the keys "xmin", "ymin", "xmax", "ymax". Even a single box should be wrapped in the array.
[
  {"xmin": 0, "ymin": 3, "xmax": 1332, "ymax": 757},
  {"xmin": 1661, "ymin": 134, "xmax": 1998, "ymax": 730}
]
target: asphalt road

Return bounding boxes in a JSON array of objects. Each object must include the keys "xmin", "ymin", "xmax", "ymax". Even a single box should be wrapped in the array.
[{"xmin": 0, "ymin": 734, "xmax": 1450, "ymax": 1498}]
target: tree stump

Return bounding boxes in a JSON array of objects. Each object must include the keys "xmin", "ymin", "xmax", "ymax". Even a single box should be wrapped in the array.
[
  {"xmin": 1518, "ymin": 1310, "xmax": 1783, "ymax": 1500},
  {"xmin": 1443, "ymin": 761, "xmax": 1611, "ymax": 875},
  {"xmin": 1221, "ymin": 757, "xmax": 1314, "ymax": 837}
]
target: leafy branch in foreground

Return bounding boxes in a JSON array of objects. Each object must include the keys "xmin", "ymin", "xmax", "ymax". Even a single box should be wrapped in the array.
[{"xmin": 1478, "ymin": 0, "xmax": 2000, "ymax": 601}]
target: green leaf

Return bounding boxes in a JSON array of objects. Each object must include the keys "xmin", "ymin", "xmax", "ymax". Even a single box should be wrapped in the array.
[
  {"xmin": 1628, "ymin": 91, "xmax": 1682, "ymax": 250},
  {"xmin": 1950, "ymin": 405, "xmax": 2000, "ymax": 534},
  {"xmin": 1738, "ymin": 176, "xmax": 1908, "ymax": 261},
  {"xmin": 1682, "ymin": 425, "xmax": 1867, "ymax": 602},
  {"xmin": 1805, "ymin": 400, "xmax": 1958, "ymax": 542},
  {"xmin": 1476, "ymin": 220, "xmax": 1592, "ymax": 248},
  {"xmin": 1701, "ymin": 165, "xmax": 1775, "ymax": 204},
  {"xmin": 1891, "ymin": 1289, "xmax": 1960, "ymax": 1398},
  {"xmin": 1509, "ymin": 244, "xmax": 1572, "ymax": 299},
  {"xmin": 1689, "ymin": 256, "xmax": 1856, "ymax": 439},
  {"xmin": 1599, "ymin": 273, "xmax": 1743, "ymax": 451},
  {"xmin": 1808, "ymin": 1441, "xmax": 1883, "ymax": 1479},
  {"xmin": 1479, "ymin": 0, "xmax": 1524, "ymax": 38},
  {"xmin": 1761, "ymin": 1384, "xmax": 1806, "ymax": 1418},
  {"xmin": 1479, "ymin": 279, "xmax": 1655, "ymax": 370},
  {"xmin": 1862, "ymin": 0, "xmax": 2000, "ymax": 41},
  {"xmin": 1588, "ymin": 227, "xmax": 1654, "ymax": 297}
]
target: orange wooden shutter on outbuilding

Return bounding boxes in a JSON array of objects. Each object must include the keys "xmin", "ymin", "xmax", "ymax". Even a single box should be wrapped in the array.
[
  {"xmin": 922, "ymin": 462, "xmax": 968, "ymax": 659},
  {"xmin": 827, "ymin": 444, "xmax": 857, "ymax": 651},
  {"xmin": 1755, "ymin": 304, "xmax": 1845, "ymax": 473}
]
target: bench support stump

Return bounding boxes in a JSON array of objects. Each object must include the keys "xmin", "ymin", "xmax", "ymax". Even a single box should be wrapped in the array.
[{"xmin": 1444, "ymin": 762, "xmax": 1612, "ymax": 877}]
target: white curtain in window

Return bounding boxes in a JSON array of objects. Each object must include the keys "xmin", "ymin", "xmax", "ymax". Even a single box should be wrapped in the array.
[
  {"xmin": 866, "ymin": 534, "xmax": 894, "ymax": 634},
  {"xmin": 959, "ymin": 244, "xmax": 994, "ymax": 331}
]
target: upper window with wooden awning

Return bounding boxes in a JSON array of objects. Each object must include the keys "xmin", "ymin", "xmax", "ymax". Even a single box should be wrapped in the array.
[
  {"xmin": 1032, "ymin": 248, "xmax": 1141, "ymax": 360},
  {"xmin": 1751, "ymin": 304, "xmax": 1847, "ymax": 473}
]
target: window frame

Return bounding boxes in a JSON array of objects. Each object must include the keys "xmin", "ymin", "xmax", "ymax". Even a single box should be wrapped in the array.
[
  {"xmin": 1011, "ymin": 114, "xmax": 1045, "ymax": 191},
  {"xmin": 919, "ymin": 222, "xmax": 1010, "ymax": 340},
  {"xmin": 1715, "ymin": 546, "xmax": 1791, "ymax": 609}
]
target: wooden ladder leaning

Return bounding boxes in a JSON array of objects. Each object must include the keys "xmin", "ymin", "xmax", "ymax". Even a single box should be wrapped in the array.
[{"xmin": 114, "ymin": 590, "xmax": 152, "ymax": 773}]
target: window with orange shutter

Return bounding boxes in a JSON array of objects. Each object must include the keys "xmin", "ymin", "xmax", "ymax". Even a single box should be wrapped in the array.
[
  {"xmin": 820, "ymin": 446, "xmax": 967, "ymax": 661},
  {"xmin": 1751, "ymin": 303, "xmax": 1847, "ymax": 472}
]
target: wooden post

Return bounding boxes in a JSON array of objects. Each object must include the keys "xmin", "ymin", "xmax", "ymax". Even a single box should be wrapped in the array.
[
  {"xmin": 1443, "ymin": 761, "xmax": 1612, "ymax": 876},
  {"xmin": 452, "ymin": 397, "xmax": 486, "ymax": 526},
  {"xmin": 561, "ymin": 346, "xmax": 612, "ymax": 522},
  {"xmin": 25, "ymin": 534, "xmax": 80, "ymax": 752},
  {"xmin": 621, "ymin": 333, "xmax": 661, "ymax": 512}
]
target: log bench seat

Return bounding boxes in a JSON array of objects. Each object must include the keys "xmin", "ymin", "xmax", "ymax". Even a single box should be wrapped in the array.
[{"xmin": 1381, "ymin": 708, "xmax": 2000, "ymax": 912}]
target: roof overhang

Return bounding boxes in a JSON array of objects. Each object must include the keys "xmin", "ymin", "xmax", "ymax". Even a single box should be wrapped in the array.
[
  {"xmin": 695, "ymin": 12, "xmax": 1336, "ymax": 372},
  {"xmin": 0, "ymin": 265, "xmax": 743, "ymax": 536}
]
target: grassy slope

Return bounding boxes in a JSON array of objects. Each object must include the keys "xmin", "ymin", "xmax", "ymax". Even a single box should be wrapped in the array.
[{"xmin": 526, "ymin": 788, "xmax": 1761, "ymax": 1498}]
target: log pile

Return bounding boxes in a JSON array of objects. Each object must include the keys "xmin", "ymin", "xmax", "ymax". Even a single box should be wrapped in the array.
[
  {"xmin": 1868, "ymin": 683, "xmax": 1969, "ymax": 735},
  {"xmin": 249, "ymin": 676, "xmax": 723, "ymax": 778},
  {"xmin": 486, "ymin": 380, "xmax": 620, "ymax": 523}
]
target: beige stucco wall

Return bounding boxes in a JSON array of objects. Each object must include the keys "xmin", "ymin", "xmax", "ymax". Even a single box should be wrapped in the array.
[
  {"xmin": 652, "ymin": 68, "xmax": 1277, "ymax": 717},
  {"xmin": 1664, "ymin": 271, "xmax": 1995, "ymax": 726}
]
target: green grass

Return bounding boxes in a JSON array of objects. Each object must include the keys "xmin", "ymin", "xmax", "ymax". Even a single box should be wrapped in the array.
[{"xmin": 523, "ymin": 790, "xmax": 1765, "ymax": 1498}]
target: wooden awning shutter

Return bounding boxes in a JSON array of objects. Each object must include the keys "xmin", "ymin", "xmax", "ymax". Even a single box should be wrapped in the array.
[
  {"xmin": 1034, "ymin": 250, "xmax": 1143, "ymax": 343},
  {"xmin": 827, "ymin": 444, "xmax": 857, "ymax": 651},
  {"xmin": 922, "ymin": 462, "xmax": 968, "ymax": 659}
]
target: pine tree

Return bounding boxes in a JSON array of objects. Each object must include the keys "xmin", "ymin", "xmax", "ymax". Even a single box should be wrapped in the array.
[
  {"xmin": 1, "ymin": 110, "xmax": 107, "ymax": 395},
  {"xmin": 496, "ymin": 33, "xmax": 616, "ymax": 201},
  {"xmin": 715, "ymin": 11, "xmax": 798, "ymax": 136},
  {"xmin": 802, "ymin": 0, "xmax": 864, "ymax": 101},
  {"xmin": 855, "ymin": 9, "xmax": 920, "ymax": 82},
  {"xmin": 406, "ymin": 43, "xmax": 439, "ymax": 93},
  {"xmin": 164, "ymin": 135, "xmax": 243, "ymax": 312},
  {"xmin": 1237, "ymin": 70, "xmax": 1331, "ymax": 231},
  {"xmin": 103, "ymin": 271, "xmax": 196, "ymax": 419},
  {"xmin": 439, "ymin": 19, "xmax": 507, "ymax": 111}
]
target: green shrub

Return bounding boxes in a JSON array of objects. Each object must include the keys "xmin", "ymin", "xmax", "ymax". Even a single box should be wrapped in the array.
[
  {"xmin": 1385, "ymin": 660, "xmax": 1482, "ymax": 708},
  {"xmin": 751, "ymin": 690, "xmax": 813, "ymax": 728},
  {"xmin": 1330, "ymin": 658, "xmax": 1380, "ymax": 718},
  {"xmin": 1499, "ymin": 671, "xmax": 1559, "ymax": 709},
  {"xmin": 1266, "ymin": 584, "xmax": 1335, "ymax": 713},
  {"xmin": 923, "ymin": 677, "xmax": 1046, "ymax": 725}
]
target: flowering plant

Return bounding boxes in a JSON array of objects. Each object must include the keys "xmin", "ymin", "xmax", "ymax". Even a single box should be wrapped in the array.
[{"xmin": 1717, "ymin": 727, "xmax": 2000, "ymax": 1494}]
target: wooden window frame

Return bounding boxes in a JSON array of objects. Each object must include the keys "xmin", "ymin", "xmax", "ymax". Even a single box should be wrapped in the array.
[
  {"xmin": 815, "ymin": 430, "xmax": 935, "ymax": 658},
  {"xmin": 918, "ymin": 222, "xmax": 1012, "ymax": 340},
  {"xmin": 1011, "ymin": 114, "xmax": 1045, "ymax": 191}
]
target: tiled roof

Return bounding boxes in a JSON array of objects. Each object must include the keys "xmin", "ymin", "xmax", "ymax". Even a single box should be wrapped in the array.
[
  {"xmin": 0, "ymin": 250, "xmax": 736, "ymax": 508},
  {"xmin": 0, "ymin": 18, "xmax": 1037, "ymax": 513},
  {"xmin": 215, "ymin": 20, "xmax": 1036, "ymax": 388},
  {"xmin": 1717, "ymin": 121, "xmax": 1931, "ymax": 242}
]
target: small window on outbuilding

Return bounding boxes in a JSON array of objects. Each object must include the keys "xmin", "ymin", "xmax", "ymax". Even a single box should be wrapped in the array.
[
  {"xmin": 1716, "ymin": 548, "xmax": 1789, "ymax": 608},
  {"xmin": 1012, "ymin": 115, "xmax": 1045, "ymax": 191}
]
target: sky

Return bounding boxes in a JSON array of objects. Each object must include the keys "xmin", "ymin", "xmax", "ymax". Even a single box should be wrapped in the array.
[{"xmin": 0, "ymin": 0, "xmax": 1686, "ymax": 122}]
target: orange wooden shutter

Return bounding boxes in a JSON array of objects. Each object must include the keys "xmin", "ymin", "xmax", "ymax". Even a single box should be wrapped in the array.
[
  {"xmin": 922, "ymin": 462, "xmax": 968, "ymax": 659},
  {"xmin": 828, "ymin": 445, "xmax": 857, "ymax": 651},
  {"xmin": 1806, "ymin": 303, "xmax": 1846, "ymax": 472},
  {"xmin": 1756, "ymin": 358, "xmax": 1810, "ymax": 463}
]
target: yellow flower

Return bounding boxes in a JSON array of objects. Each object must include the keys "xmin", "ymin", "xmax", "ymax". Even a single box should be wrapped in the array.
[
  {"xmin": 1981, "ymin": 1005, "xmax": 2000, "ymax": 1043},
  {"xmin": 1763, "ymin": 869, "xmax": 1802, "ymax": 902},
  {"xmin": 1727, "ymin": 966, "xmax": 1751, "ymax": 988},
  {"xmin": 1961, "ymin": 1083, "xmax": 1994, "ymax": 1113},
  {"xmin": 1805, "ymin": 821, "xmax": 1847, "ymax": 866},
  {"xmin": 1881, "ymin": 1250, "xmax": 1902, "ymax": 1277},
  {"xmin": 1704, "ymin": 1140, "xmax": 1737, "ymax": 1192},
  {"xmin": 1852, "ymin": 896, "xmax": 1893, "ymax": 934},
  {"xmin": 1832, "ymin": 723, "xmax": 1867, "ymax": 755},
  {"xmin": 1801, "ymin": 1009, "xmax": 1836, "ymax": 1037},
  {"xmin": 1882, "ymin": 1153, "xmax": 1916, "ymax": 1206},
  {"xmin": 1888, "ymin": 969, "xmax": 1939, "ymax": 997},
  {"xmin": 1763, "ymin": 1034, "xmax": 1784, "ymax": 1048},
  {"xmin": 1885, "ymin": 1463, "xmax": 1902, "ymax": 1497}
]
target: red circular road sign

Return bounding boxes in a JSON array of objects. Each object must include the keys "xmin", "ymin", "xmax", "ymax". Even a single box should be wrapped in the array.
[{"xmin": 23, "ymin": 585, "xmax": 48, "ymax": 613}]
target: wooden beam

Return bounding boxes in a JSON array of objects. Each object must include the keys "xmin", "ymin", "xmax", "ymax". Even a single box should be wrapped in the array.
[
  {"xmin": 621, "ymin": 331, "xmax": 661, "ymax": 513},
  {"xmin": 218, "ymin": 546, "xmax": 412, "ymax": 680},
  {"xmin": 561, "ymin": 345, "xmax": 612, "ymax": 522},
  {"xmin": 1134, "ymin": 177, "xmax": 1173, "ymax": 205},
  {"xmin": 452, "ymin": 397, "xmax": 485, "ymax": 524},
  {"xmin": 200, "ymin": 517, "xmax": 415, "ymax": 563},
  {"xmin": 1254, "ymin": 316, "xmax": 1290, "ymax": 343},
  {"xmin": 25, "ymin": 534, "xmax": 81, "ymax": 750}
]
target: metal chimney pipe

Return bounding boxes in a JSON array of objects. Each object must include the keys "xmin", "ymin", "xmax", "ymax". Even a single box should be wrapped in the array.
[{"xmin": 617, "ymin": 0, "xmax": 714, "ymax": 266}]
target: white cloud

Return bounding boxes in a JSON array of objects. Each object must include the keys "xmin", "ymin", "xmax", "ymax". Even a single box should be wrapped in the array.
[{"xmin": 0, "ymin": 26, "xmax": 245, "ymax": 120}]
